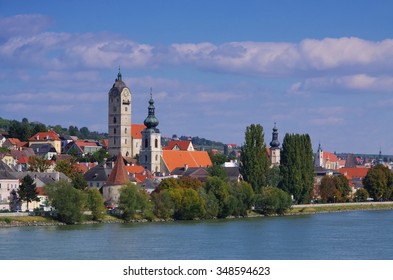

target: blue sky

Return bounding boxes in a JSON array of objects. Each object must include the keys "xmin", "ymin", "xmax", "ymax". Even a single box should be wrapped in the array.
[{"xmin": 1, "ymin": 0, "xmax": 393, "ymax": 154}]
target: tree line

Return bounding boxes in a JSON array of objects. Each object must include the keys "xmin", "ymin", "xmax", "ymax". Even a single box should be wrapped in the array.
[{"xmin": 0, "ymin": 117, "xmax": 107, "ymax": 141}]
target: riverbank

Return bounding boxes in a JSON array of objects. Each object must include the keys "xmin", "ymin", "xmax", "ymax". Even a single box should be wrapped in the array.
[{"xmin": 2, "ymin": 202, "xmax": 393, "ymax": 228}]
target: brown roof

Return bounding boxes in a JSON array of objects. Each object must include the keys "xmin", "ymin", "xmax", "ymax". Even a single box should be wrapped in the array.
[
  {"xmin": 106, "ymin": 153, "xmax": 129, "ymax": 186},
  {"xmin": 162, "ymin": 150, "xmax": 212, "ymax": 173}
]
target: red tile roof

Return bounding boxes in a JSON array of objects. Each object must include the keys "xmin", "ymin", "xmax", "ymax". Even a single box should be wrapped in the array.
[
  {"xmin": 131, "ymin": 124, "xmax": 146, "ymax": 139},
  {"xmin": 29, "ymin": 131, "xmax": 60, "ymax": 141},
  {"xmin": 17, "ymin": 156, "xmax": 29, "ymax": 164},
  {"xmin": 163, "ymin": 140, "xmax": 193, "ymax": 151},
  {"xmin": 126, "ymin": 165, "xmax": 145, "ymax": 174},
  {"xmin": 162, "ymin": 150, "xmax": 212, "ymax": 172},
  {"xmin": 338, "ymin": 167, "xmax": 369, "ymax": 179},
  {"xmin": 106, "ymin": 153, "xmax": 129, "ymax": 186},
  {"xmin": 322, "ymin": 151, "xmax": 339, "ymax": 162},
  {"xmin": 7, "ymin": 138, "xmax": 20, "ymax": 144}
]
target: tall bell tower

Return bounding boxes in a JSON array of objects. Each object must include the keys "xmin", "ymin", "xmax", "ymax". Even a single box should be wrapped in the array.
[
  {"xmin": 139, "ymin": 90, "xmax": 162, "ymax": 173},
  {"xmin": 108, "ymin": 68, "xmax": 132, "ymax": 158}
]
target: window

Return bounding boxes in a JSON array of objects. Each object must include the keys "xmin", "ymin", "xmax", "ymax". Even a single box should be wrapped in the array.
[
  {"xmin": 145, "ymin": 139, "xmax": 148, "ymax": 148},
  {"xmin": 114, "ymin": 128, "xmax": 117, "ymax": 134},
  {"xmin": 113, "ymin": 106, "xmax": 117, "ymax": 112},
  {"xmin": 125, "ymin": 106, "xmax": 128, "ymax": 112},
  {"xmin": 125, "ymin": 128, "xmax": 127, "ymax": 133},
  {"xmin": 155, "ymin": 139, "xmax": 158, "ymax": 148},
  {"xmin": 145, "ymin": 155, "xmax": 148, "ymax": 162},
  {"xmin": 155, "ymin": 155, "xmax": 158, "ymax": 161},
  {"xmin": 125, "ymin": 139, "xmax": 127, "ymax": 144},
  {"xmin": 114, "ymin": 138, "xmax": 116, "ymax": 145},
  {"xmin": 113, "ymin": 117, "xmax": 117, "ymax": 123}
]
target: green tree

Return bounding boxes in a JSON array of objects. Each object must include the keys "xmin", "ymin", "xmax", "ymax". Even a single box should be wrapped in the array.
[
  {"xmin": 239, "ymin": 124, "xmax": 270, "ymax": 193},
  {"xmin": 267, "ymin": 166, "xmax": 282, "ymax": 187},
  {"xmin": 17, "ymin": 175, "xmax": 39, "ymax": 211},
  {"xmin": 363, "ymin": 165, "xmax": 393, "ymax": 201},
  {"xmin": 334, "ymin": 175, "xmax": 351, "ymax": 202},
  {"xmin": 86, "ymin": 188, "xmax": 106, "ymax": 221},
  {"xmin": 354, "ymin": 188, "xmax": 369, "ymax": 202},
  {"xmin": 208, "ymin": 151, "xmax": 228, "ymax": 166},
  {"xmin": 28, "ymin": 156, "xmax": 51, "ymax": 172},
  {"xmin": 204, "ymin": 176, "xmax": 231, "ymax": 218},
  {"xmin": 178, "ymin": 176, "xmax": 204, "ymax": 190},
  {"xmin": 255, "ymin": 186, "xmax": 292, "ymax": 215},
  {"xmin": 151, "ymin": 190, "xmax": 175, "ymax": 219},
  {"xmin": 170, "ymin": 187, "xmax": 205, "ymax": 220},
  {"xmin": 118, "ymin": 183, "xmax": 151, "ymax": 221},
  {"xmin": 91, "ymin": 148, "xmax": 109, "ymax": 164},
  {"xmin": 208, "ymin": 165, "xmax": 228, "ymax": 181},
  {"xmin": 46, "ymin": 180, "xmax": 86, "ymax": 224},
  {"xmin": 229, "ymin": 181, "xmax": 255, "ymax": 216},
  {"xmin": 279, "ymin": 134, "xmax": 314, "ymax": 204}
]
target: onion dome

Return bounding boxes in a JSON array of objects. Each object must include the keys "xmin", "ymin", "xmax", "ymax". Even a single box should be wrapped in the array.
[
  {"xmin": 143, "ymin": 89, "xmax": 159, "ymax": 132},
  {"xmin": 270, "ymin": 123, "xmax": 280, "ymax": 148}
]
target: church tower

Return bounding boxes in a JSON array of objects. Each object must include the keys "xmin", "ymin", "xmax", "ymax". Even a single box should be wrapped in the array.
[
  {"xmin": 108, "ymin": 68, "xmax": 132, "ymax": 158},
  {"xmin": 139, "ymin": 90, "xmax": 162, "ymax": 173},
  {"xmin": 314, "ymin": 143, "xmax": 323, "ymax": 167},
  {"xmin": 269, "ymin": 123, "xmax": 280, "ymax": 166}
]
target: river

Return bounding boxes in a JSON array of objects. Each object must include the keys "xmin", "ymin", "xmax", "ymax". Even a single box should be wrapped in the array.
[{"xmin": 1, "ymin": 210, "xmax": 392, "ymax": 260}]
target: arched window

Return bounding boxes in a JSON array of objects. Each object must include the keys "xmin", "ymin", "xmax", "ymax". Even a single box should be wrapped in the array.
[
  {"xmin": 113, "ymin": 117, "xmax": 117, "ymax": 123},
  {"xmin": 145, "ymin": 139, "xmax": 148, "ymax": 148},
  {"xmin": 145, "ymin": 155, "xmax": 148, "ymax": 162},
  {"xmin": 155, "ymin": 139, "xmax": 158, "ymax": 148},
  {"xmin": 125, "ymin": 128, "xmax": 127, "ymax": 133},
  {"xmin": 114, "ymin": 128, "xmax": 117, "ymax": 134},
  {"xmin": 126, "ymin": 151, "xmax": 129, "ymax": 157}
]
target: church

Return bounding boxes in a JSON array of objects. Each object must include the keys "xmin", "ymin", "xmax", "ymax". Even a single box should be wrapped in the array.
[{"xmin": 106, "ymin": 69, "xmax": 212, "ymax": 174}]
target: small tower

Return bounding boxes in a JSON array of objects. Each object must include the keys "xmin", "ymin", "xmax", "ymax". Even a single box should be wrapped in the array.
[
  {"xmin": 314, "ymin": 143, "xmax": 323, "ymax": 167},
  {"xmin": 102, "ymin": 152, "xmax": 129, "ymax": 207},
  {"xmin": 139, "ymin": 89, "xmax": 162, "ymax": 173},
  {"xmin": 269, "ymin": 123, "xmax": 280, "ymax": 166},
  {"xmin": 108, "ymin": 68, "xmax": 132, "ymax": 158}
]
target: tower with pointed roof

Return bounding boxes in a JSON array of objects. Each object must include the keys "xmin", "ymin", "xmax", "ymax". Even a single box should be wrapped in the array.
[
  {"xmin": 139, "ymin": 90, "xmax": 162, "ymax": 173},
  {"xmin": 269, "ymin": 123, "xmax": 281, "ymax": 166},
  {"xmin": 102, "ymin": 152, "xmax": 130, "ymax": 207},
  {"xmin": 108, "ymin": 68, "xmax": 132, "ymax": 158}
]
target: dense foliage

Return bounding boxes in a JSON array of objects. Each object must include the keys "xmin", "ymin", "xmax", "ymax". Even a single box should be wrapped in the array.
[
  {"xmin": 45, "ymin": 180, "xmax": 86, "ymax": 224},
  {"xmin": 363, "ymin": 165, "xmax": 393, "ymax": 201},
  {"xmin": 239, "ymin": 124, "xmax": 270, "ymax": 193},
  {"xmin": 279, "ymin": 133, "xmax": 314, "ymax": 204},
  {"xmin": 318, "ymin": 175, "xmax": 351, "ymax": 203},
  {"xmin": 255, "ymin": 186, "xmax": 292, "ymax": 215}
]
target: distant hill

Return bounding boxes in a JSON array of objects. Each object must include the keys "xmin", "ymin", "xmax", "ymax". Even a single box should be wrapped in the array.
[{"xmin": 0, "ymin": 117, "xmax": 107, "ymax": 141}]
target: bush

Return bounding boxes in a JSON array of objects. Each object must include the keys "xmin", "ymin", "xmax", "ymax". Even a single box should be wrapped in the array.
[{"xmin": 255, "ymin": 186, "xmax": 292, "ymax": 215}]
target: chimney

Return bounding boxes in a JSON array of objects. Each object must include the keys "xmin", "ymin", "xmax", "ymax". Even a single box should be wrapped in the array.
[{"xmin": 184, "ymin": 164, "xmax": 188, "ymax": 171}]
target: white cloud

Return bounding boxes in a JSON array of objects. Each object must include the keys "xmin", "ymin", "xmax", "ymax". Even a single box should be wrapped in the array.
[{"xmin": 289, "ymin": 74, "xmax": 393, "ymax": 95}]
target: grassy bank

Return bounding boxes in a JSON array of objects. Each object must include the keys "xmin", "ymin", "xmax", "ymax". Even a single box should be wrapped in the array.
[{"xmin": 289, "ymin": 202, "xmax": 393, "ymax": 215}]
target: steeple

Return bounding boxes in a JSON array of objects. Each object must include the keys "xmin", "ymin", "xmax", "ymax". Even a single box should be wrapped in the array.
[
  {"xmin": 143, "ymin": 88, "xmax": 159, "ymax": 132},
  {"xmin": 117, "ymin": 66, "xmax": 122, "ymax": 81},
  {"xmin": 269, "ymin": 122, "xmax": 280, "ymax": 148}
]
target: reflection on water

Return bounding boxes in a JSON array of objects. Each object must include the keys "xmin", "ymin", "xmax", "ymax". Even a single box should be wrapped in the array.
[{"xmin": 1, "ymin": 210, "xmax": 393, "ymax": 260}]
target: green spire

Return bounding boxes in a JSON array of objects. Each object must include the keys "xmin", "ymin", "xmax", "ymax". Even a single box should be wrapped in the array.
[
  {"xmin": 117, "ymin": 66, "xmax": 122, "ymax": 81},
  {"xmin": 144, "ymin": 88, "xmax": 159, "ymax": 131}
]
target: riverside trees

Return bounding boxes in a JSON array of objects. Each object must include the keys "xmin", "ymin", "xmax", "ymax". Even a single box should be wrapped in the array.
[
  {"xmin": 279, "ymin": 133, "xmax": 314, "ymax": 204},
  {"xmin": 363, "ymin": 164, "xmax": 393, "ymax": 201}
]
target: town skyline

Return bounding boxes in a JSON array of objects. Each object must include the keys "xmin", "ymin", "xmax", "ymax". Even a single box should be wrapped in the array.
[{"xmin": 1, "ymin": 1, "xmax": 393, "ymax": 154}]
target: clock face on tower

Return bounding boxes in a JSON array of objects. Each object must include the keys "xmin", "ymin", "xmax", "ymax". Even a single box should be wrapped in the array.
[{"xmin": 122, "ymin": 89, "xmax": 130, "ymax": 98}]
